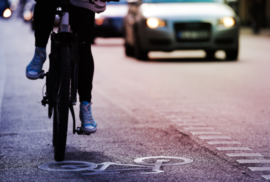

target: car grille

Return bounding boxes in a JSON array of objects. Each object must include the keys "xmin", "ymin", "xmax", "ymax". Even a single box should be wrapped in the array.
[
  {"xmin": 108, "ymin": 18, "xmax": 124, "ymax": 31},
  {"xmin": 174, "ymin": 22, "xmax": 212, "ymax": 42}
]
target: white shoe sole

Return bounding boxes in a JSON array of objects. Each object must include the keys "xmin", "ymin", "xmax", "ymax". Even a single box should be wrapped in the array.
[
  {"xmin": 81, "ymin": 126, "xmax": 97, "ymax": 134},
  {"xmin": 25, "ymin": 68, "xmax": 43, "ymax": 80}
]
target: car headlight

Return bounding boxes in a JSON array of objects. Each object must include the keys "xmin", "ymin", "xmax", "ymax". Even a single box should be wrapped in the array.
[
  {"xmin": 23, "ymin": 11, "xmax": 32, "ymax": 21},
  {"xmin": 218, "ymin": 17, "xmax": 235, "ymax": 28},
  {"xmin": 146, "ymin": 18, "xmax": 166, "ymax": 29},
  {"xmin": 3, "ymin": 9, "xmax": 12, "ymax": 18}
]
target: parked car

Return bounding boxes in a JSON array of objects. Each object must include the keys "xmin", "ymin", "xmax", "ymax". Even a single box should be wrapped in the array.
[
  {"xmin": 0, "ymin": 0, "xmax": 12, "ymax": 18},
  {"xmin": 124, "ymin": 0, "xmax": 240, "ymax": 60},
  {"xmin": 93, "ymin": 0, "xmax": 128, "ymax": 42}
]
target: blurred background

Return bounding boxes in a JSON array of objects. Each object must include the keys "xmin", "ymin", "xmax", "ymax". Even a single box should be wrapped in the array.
[{"xmin": 1, "ymin": 0, "xmax": 269, "ymax": 61}]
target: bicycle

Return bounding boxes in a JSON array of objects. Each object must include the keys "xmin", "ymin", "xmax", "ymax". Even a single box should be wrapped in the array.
[{"xmin": 38, "ymin": 0, "xmax": 118, "ymax": 161}]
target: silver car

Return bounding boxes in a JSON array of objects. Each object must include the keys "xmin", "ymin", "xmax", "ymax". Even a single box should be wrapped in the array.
[{"xmin": 124, "ymin": 0, "xmax": 240, "ymax": 60}]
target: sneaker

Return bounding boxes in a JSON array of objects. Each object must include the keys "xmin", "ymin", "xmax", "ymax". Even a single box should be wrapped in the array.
[
  {"xmin": 80, "ymin": 101, "xmax": 97, "ymax": 134},
  {"xmin": 26, "ymin": 47, "xmax": 46, "ymax": 80}
]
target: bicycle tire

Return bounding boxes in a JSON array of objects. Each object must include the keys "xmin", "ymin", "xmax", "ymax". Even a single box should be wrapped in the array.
[
  {"xmin": 50, "ymin": 32, "xmax": 58, "ymax": 147},
  {"xmin": 54, "ymin": 45, "xmax": 71, "ymax": 161},
  {"xmin": 52, "ymin": 106, "xmax": 57, "ymax": 147}
]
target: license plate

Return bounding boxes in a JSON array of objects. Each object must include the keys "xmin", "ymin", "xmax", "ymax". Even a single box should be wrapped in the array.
[{"xmin": 178, "ymin": 31, "xmax": 209, "ymax": 39}]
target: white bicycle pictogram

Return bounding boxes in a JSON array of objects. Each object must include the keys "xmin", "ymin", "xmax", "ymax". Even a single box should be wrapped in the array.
[{"xmin": 38, "ymin": 156, "xmax": 193, "ymax": 175}]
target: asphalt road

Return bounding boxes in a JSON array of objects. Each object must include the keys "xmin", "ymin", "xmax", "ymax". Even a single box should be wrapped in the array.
[{"xmin": 1, "ymin": 14, "xmax": 270, "ymax": 182}]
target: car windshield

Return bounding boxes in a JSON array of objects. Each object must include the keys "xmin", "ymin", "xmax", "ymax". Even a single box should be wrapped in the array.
[
  {"xmin": 107, "ymin": 0, "xmax": 127, "ymax": 5},
  {"xmin": 142, "ymin": 0, "xmax": 224, "ymax": 3}
]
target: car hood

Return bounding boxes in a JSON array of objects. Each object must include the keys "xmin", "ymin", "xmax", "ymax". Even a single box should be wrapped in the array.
[
  {"xmin": 140, "ymin": 3, "xmax": 235, "ymax": 18},
  {"xmin": 98, "ymin": 4, "xmax": 128, "ymax": 18}
]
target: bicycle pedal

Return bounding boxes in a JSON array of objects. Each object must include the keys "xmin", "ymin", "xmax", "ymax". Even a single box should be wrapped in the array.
[
  {"xmin": 38, "ymin": 70, "xmax": 46, "ymax": 79},
  {"xmin": 75, "ymin": 127, "xmax": 91, "ymax": 135}
]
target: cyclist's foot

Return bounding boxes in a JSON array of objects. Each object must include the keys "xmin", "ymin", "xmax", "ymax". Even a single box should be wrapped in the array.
[
  {"xmin": 80, "ymin": 101, "xmax": 97, "ymax": 134},
  {"xmin": 26, "ymin": 47, "xmax": 46, "ymax": 80}
]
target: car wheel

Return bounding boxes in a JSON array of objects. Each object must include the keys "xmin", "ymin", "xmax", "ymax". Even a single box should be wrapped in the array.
[
  {"xmin": 134, "ymin": 32, "xmax": 148, "ymax": 61},
  {"xmin": 225, "ymin": 48, "xmax": 239, "ymax": 61},
  {"xmin": 124, "ymin": 43, "xmax": 134, "ymax": 57},
  {"xmin": 205, "ymin": 50, "xmax": 216, "ymax": 60},
  {"xmin": 134, "ymin": 42, "xmax": 148, "ymax": 61}
]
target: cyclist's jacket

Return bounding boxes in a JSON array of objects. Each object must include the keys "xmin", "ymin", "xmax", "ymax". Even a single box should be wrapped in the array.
[{"xmin": 70, "ymin": 0, "xmax": 106, "ymax": 13}]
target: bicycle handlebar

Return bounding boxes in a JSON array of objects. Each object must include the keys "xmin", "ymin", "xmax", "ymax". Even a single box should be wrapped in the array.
[
  {"xmin": 57, "ymin": 0, "xmax": 120, "ymax": 13},
  {"xmin": 89, "ymin": 0, "xmax": 120, "ymax": 2}
]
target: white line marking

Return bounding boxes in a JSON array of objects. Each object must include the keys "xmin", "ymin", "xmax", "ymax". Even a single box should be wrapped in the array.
[
  {"xmin": 262, "ymin": 175, "xmax": 270, "ymax": 180},
  {"xmin": 248, "ymin": 167, "xmax": 270, "ymax": 171},
  {"xmin": 198, "ymin": 136, "xmax": 231, "ymax": 140},
  {"xmin": 237, "ymin": 160, "xmax": 270, "ymax": 164},
  {"xmin": 226, "ymin": 153, "xmax": 263, "ymax": 157},
  {"xmin": 184, "ymin": 127, "xmax": 214, "ymax": 131},
  {"xmin": 172, "ymin": 120, "xmax": 198, "ymax": 123},
  {"xmin": 207, "ymin": 141, "xmax": 241, "ymax": 145},
  {"xmin": 190, "ymin": 131, "xmax": 223, "ymax": 135},
  {"xmin": 171, "ymin": 119, "xmax": 182, "ymax": 122},
  {"xmin": 216, "ymin": 147, "xmax": 252, "ymax": 151},
  {"xmin": 177, "ymin": 123, "xmax": 206, "ymax": 126},
  {"xmin": 164, "ymin": 115, "xmax": 178, "ymax": 119},
  {"xmin": 176, "ymin": 120, "xmax": 198, "ymax": 122},
  {"xmin": 0, "ymin": 44, "xmax": 7, "ymax": 129}
]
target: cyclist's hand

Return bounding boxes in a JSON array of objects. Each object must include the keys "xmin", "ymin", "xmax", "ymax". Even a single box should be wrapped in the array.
[{"xmin": 90, "ymin": 0, "xmax": 119, "ymax": 3}]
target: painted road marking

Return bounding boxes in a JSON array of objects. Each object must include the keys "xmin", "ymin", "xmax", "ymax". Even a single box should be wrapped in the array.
[
  {"xmin": 198, "ymin": 136, "xmax": 231, "ymax": 140},
  {"xmin": 226, "ymin": 153, "xmax": 263, "ymax": 157},
  {"xmin": 262, "ymin": 175, "xmax": 270, "ymax": 180},
  {"xmin": 0, "ymin": 44, "xmax": 7, "ymax": 128},
  {"xmin": 177, "ymin": 123, "xmax": 206, "ymax": 126},
  {"xmin": 169, "ymin": 116, "xmax": 270, "ymax": 180},
  {"xmin": 207, "ymin": 141, "xmax": 241, "ymax": 145},
  {"xmin": 237, "ymin": 160, "xmax": 270, "ymax": 164},
  {"xmin": 190, "ymin": 131, "xmax": 223, "ymax": 135},
  {"xmin": 164, "ymin": 115, "xmax": 178, "ymax": 119},
  {"xmin": 171, "ymin": 120, "xmax": 182, "ymax": 123},
  {"xmin": 172, "ymin": 120, "xmax": 198, "ymax": 122},
  {"xmin": 172, "ymin": 121, "xmax": 199, "ymax": 124},
  {"xmin": 216, "ymin": 147, "xmax": 252, "ymax": 151},
  {"xmin": 39, "ymin": 156, "xmax": 194, "ymax": 175},
  {"xmin": 171, "ymin": 118, "xmax": 197, "ymax": 121},
  {"xmin": 248, "ymin": 167, "xmax": 270, "ymax": 171},
  {"xmin": 184, "ymin": 127, "xmax": 214, "ymax": 131}
]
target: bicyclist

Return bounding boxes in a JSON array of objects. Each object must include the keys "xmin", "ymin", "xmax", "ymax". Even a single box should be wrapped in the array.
[{"xmin": 25, "ymin": 0, "xmax": 106, "ymax": 133}]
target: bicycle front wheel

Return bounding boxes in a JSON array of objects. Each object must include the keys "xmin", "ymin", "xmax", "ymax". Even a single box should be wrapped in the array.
[{"xmin": 54, "ymin": 45, "xmax": 71, "ymax": 161}]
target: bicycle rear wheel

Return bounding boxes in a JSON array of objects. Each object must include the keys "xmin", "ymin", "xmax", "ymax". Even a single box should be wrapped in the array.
[{"xmin": 54, "ymin": 45, "xmax": 71, "ymax": 161}]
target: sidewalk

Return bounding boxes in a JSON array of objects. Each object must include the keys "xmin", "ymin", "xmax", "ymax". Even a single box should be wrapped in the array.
[{"xmin": 240, "ymin": 27, "xmax": 270, "ymax": 37}]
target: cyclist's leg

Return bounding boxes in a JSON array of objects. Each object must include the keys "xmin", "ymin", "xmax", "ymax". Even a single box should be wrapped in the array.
[
  {"xmin": 69, "ymin": 5, "xmax": 97, "ymax": 133},
  {"xmin": 26, "ymin": 0, "xmax": 60, "ymax": 80}
]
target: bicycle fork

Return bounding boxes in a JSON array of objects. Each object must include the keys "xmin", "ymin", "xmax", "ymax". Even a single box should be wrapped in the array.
[{"xmin": 40, "ymin": 10, "xmax": 88, "ymax": 136}]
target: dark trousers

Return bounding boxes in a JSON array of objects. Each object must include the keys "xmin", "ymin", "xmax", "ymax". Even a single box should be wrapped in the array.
[{"xmin": 34, "ymin": 0, "xmax": 95, "ymax": 102}]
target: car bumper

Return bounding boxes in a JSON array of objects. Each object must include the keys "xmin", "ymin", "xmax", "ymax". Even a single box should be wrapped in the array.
[
  {"xmin": 139, "ymin": 20, "xmax": 239, "ymax": 52},
  {"xmin": 94, "ymin": 25, "xmax": 124, "ymax": 37}
]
